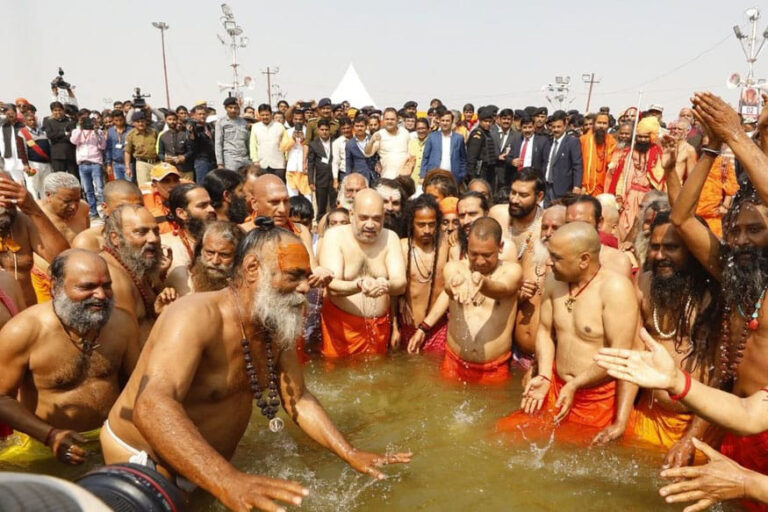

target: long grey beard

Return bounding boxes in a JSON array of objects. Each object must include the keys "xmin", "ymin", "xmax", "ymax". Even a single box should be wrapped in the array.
[
  {"xmin": 251, "ymin": 272, "xmax": 307, "ymax": 350},
  {"xmin": 52, "ymin": 290, "xmax": 115, "ymax": 333},
  {"xmin": 115, "ymin": 239, "xmax": 160, "ymax": 279}
]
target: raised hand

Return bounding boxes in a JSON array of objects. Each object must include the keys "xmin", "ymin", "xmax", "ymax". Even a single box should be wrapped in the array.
[
  {"xmin": 660, "ymin": 134, "xmax": 678, "ymax": 170},
  {"xmin": 154, "ymin": 287, "xmax": 178, "ymax": 315},
  {"xmin": 594, "ymin": 328, "xmax": 678, "ymax": 390},
  {"xmin": 690, "ymin": 92, "xmax": 734, "ymax": 146},
  {"xmin": 659, "ymin": 438, "xmax": 749, "ymax": 512}
]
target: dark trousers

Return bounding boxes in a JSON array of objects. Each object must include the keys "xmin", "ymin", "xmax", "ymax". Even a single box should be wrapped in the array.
[
  {"xmin": 314, "ymin": 184, "xmax": 337, "ymax": 221},
  {"xmin": 193, "ymin": 157, "xmax": 214, "ymax": 184},
  {"xmin": 262, "ymin": 167, "xmax": 286, "ymax": 182},
  {"xmin": 51, "ymin": 158, "xmax": 78, "ymax": 179},
  {"xmin": 544, "ymin": 182, "xmax": 557, "ymax": 207}
]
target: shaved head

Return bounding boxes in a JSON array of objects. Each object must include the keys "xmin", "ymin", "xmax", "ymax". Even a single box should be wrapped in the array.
[
  {"xmin": 468, "ymin": 216, "xmax": 502, "ymax": 244},
  {"xmin": 103, "ymin": 180, "xmax": 142, "ymax": 212},
  {"xmin": 353, "ymin": 188, "xmax": 384, "ymax": 214},
  {"xmin": 351, "ymin": 189, "xmax": 384, "ymax": 243},
  {"xmin": 253, "ymin": 174, "xmax": 287, "ymax": 197},
  {"xmin": 252, "ymin": 174, "xmax": 290, "ymax": 226},
  {"xmin": 551, "ymin": 221, "xmax": 601, "ymax": 257}
]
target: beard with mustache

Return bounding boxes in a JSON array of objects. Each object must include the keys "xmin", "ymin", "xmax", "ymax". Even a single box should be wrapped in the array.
[
  {"xmin": 650, "ymin": 263, "xmax": 689, "ymax": 313},
  {"xmin": 383, "ymin": 211, "xmax": 405, "ymax": 237},
  {"xmin": 186, "ymin": 216, "xmax": 207, "ymax": 241},
  {"xmin": 190, "ymin": 257, "xmax": 231, "ymax": 292},
  {"xmin": 52, "ymin": 288, "xmax": 115, "ymax": 333},
  {"xmin": 251, "ymin": 268, "xmax": 307, "ymax": 351},
  {"xmin": 721, "ymin": 244, "xmax": 768, "ymax": 311},
  {"xmin": 635, "ymin": 140, "xmax": 651, "ymax": 154},
  {"xmin": 594, "ymin": 128, "xmax": 606, "ymax": 146},
  {"xmin": 0, "ymin": 206, "xmax": 17, "ymax": 235},
  {"xmin": 227, "ymin": 195, "xmax": 249, "ymax": 224},
  {"xmin": 508, "ymin": 201, "xmax": 536, "ymax": 220},
  {"xmin": 115, "ymin": 235, "xmax": 161, "ymax": 278}
]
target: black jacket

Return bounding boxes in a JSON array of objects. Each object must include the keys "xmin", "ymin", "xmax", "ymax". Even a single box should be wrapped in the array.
[
  {"xmin": 307, "ymin": 137, "xmax": 333, "ymax": 187},
  {"xmin": 42, "ymin": 116, "xmax": 76, "ymax": 160}
]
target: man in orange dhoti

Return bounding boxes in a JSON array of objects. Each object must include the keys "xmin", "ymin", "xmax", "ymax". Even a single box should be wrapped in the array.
[
  {"xmin": 437, "ymin": 217, "xmax": 521, "ymax": 384},
  {"xmin": 497, "ymin": 222, "xmax": 638, "ymax": 444},
  {"xmin": 319, "ymin": 189, "xmax": 406, "ymax": 359},
  {"xmin": 580, "ymin": 112, "xmax": 616, "ymax": 196},
  {"xmin": 607, "ymin": 116, "xmax": 666, "ymax": 237},
  {"xmin": 695, "ymin": 151, "xmax": 739, "ymax": 238}
]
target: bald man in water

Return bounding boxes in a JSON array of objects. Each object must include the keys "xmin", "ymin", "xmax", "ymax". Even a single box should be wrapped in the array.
[
  {"xmin": 514, "ymin": 204, "xmax": 566, "ymax": 355},
  {"xmin": 498, "ymin": 221, "xmax": 638, "ymax": 444},
  {"xmin": 437, "ymin": 217, "xmax": 522, "ymax": 384},
  {"xmin": 72, "ymin": 180, "xmax": 144, "ymax": 252},
  {"xmin": 319, "ymin": 189, "xmax": 407, "ymax": 357},
  {"xmin": 563, "ymin": 195, "xmax": 632, "ymax": 278}
]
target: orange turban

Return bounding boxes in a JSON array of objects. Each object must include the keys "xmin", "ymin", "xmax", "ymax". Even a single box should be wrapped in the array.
[
  {"xmin": 636, "ymin": 116, "xmax": 660, "ymax": 142},
  {"xmin": 439, "ymin": 197, "xmax": 458, "ymax": 215}
]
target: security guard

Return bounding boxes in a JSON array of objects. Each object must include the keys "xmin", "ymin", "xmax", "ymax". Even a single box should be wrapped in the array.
[{"xmin": 466, "ymin": 106, "xmax": 497, "ymax": 185}]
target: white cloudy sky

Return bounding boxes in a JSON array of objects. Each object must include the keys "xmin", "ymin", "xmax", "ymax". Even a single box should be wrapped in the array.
[{"xmin": 5, "ymin": 0, "xmax": 768, "ymax": 118}]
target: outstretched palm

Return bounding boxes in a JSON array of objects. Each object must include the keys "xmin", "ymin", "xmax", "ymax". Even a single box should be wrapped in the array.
[{"xmin": 594, "ymin": 328, "xmax": 677, "ymax": 390}]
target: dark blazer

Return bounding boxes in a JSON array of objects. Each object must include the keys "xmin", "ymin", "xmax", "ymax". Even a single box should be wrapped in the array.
[
  {"xmin": 506, "ymin": 133, "xmax": 548, "ymax": 175},
  {"xmin": 307, "ymin": 137, "xmax": 333, "ymax": 187},
  {"xmin": 543, "ymin": 134, "xmax": 583, "ymax": 198},
  {"xmin": 420, "ymin": 131, "xmax": 467, "ymax": 182},
  {"xmin": 491, "ymin": 126, "xmax": 518, "ymax": 157},
  {"xmin": 345, "ymin": 137, "xmax": 378, "ymax": 182},
  {"xmin": 42, "ymin": 116, "xmax": 76, "ymax": 160}
]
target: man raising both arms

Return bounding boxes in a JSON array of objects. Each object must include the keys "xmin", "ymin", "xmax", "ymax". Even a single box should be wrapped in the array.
[
  {"xmin": 319, "ymin": 189, "xmax": 406, "ymax": 358},
  {"xmin": 438, "ymin": 217, "xmax": 522, "ymax": 383},
  {"xmin": 102, "ymin": 220, "xmax": 410, "ymax": 510},
  {"xmin": 497, "ymin": 222, "xmax": 638, "ymax": 443}
]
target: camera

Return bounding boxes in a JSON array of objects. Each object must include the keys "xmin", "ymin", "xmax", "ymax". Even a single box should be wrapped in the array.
[
  {"xmin": 81, "ymin": 116, "xmax": 94, "ymax": 130},
  {"xmin": 0, "ymin": 463, "xmax": 187, "ymax": 512},
  {"xmin": 300, "ymin": 102, "xmax": 313, "ymax": 110},
  {"xmin": 132, "ymin": 87, "xmax": 151, "ymax": 110},
  {"xmin": 51, "ymin": 67, "xmax": 72, "ymax": 89}
]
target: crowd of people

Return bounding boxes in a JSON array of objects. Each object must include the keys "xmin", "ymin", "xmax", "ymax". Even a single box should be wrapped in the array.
[{"xmin": 0, "ymin": 81, "xmax": 765, "ymax": 512}]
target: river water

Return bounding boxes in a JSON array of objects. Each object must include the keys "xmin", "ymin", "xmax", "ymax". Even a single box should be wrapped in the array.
[{"xmin": 1, "ymin": 352, "xmax": 731, "ymax": 511}]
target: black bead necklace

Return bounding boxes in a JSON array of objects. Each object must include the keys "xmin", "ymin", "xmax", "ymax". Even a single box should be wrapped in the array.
[{"xmin": 230, "ymin": 286, "xmax": 284, "ymax": 432}]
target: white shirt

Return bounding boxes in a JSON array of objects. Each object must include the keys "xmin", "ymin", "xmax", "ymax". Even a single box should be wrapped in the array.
[
  {"xmin": 331, "ymin": 135, "xmax": 348, "ymax": 180},
  {"xmin": 440, "ymin": 133, "xmax": 452, "ymax": 171},
  {"xmin": 285, "ymin": 126, "xmax": 305, "ymax": 172},
  {"xmin": 250, "ymin": 121, "xmax": 286, "ymax": 169},
  {"xmin": 375, "ymin": 127, "xmax": 410, "ymax": 179},
  {"xmin": 519, "ymin": 135, "xmax": 534, "ymax": 168}
]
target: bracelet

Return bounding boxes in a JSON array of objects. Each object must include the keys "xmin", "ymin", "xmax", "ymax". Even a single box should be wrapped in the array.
[
  {"xmin": 417, "ymin": 321, "xmax": 431, "ymax": 333},
  {"xmin": 669, "ymin": 370, "xmax": 692, "ymax": 401},
  {"xmin": 701, "ymin": 147, "xmax": 720, "ymax": 157},
  {"xmin": 44, "ymin": 426, "xmax": 57, "ymax": 446}
]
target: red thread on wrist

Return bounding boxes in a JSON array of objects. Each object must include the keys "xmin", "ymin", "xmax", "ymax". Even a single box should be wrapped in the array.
[
  {"xmin": 539, "ymin": 375, "xmax": 551, "ymax": 382},
  {"xmin": 44, "ymin": 427, "xmax": 57, "ymax": 446},
  {"xmin": 669, "ymin": 370, "xmax": 692, "ymax": 401},
  {"xmin": 418, "ymin": 321, "xmax": 431, "ymax": 333}
]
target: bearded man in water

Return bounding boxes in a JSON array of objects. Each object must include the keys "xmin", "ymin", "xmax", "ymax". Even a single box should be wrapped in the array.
[{"xmin": 102, "ymin": 219, "xmax": 411, "ymax": 511}]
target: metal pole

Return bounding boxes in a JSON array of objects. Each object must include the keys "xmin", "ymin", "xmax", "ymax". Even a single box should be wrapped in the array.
[
  {"xmin": 160, "ymin": 27, "xmax": 170, "ymax": 108},
  {"xmin": 266, "ymin": 67, "xmax": 272, "ymax": 105},
  {"xmin": 585, "ymin": 73, "xmax": 595, "ymax": 112}
]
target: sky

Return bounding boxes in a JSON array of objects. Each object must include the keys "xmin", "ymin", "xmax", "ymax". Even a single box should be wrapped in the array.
[{"xmin": 5, "ymin": 0, "xmax": 768, "ymax": 119}]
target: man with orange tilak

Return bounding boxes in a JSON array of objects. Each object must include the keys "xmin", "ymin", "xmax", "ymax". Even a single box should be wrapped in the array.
[
  {"xmin": 438, "ymin": 217, "xmax": 522, "ymax": 383},
  {"xmin": 580, "ymin": 112, "xmax": 616, "ymax": 196},
  {"xmin": 102, "ymin": 222, "xmax": 411, "ymax": 511},
  {"xmin": 497, "ymin": 221, "xmax": 638, "ymax": 444},
  {"xmin": 318, "ymin": 189, "xmax": 406, "ymax": 358}
]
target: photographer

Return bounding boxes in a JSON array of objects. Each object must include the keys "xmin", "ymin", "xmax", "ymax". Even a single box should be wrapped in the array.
[
  {"xmin": 69, "ymin": 115, "xmax": 106, "ymax": 219},
  {"xmin": 157, "ymin": 111, "xmax": 193, "ymax": 180},
  {"xmin": 188, "ymin": 104, "xmax": 215, "ymax": 183}
]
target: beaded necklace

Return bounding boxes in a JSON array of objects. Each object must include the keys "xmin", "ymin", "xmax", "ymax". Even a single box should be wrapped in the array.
[
  {"xmin": 411, "ymin": 245, "xmax": 434, "ymax": 283},
  {"xmin": 565, "ymin": 266, "xmax": 601, "ymax": 313},
  {"xmin": 229, "ymin": 286, "xmax": 284, "ymax": 433},
  {"xmin": 652, "ymin": 296, "xmax": 692, "ymax": 340},
  {"xmin": 102, "ymin": 245, "xmax": 156, "ymax": 319},
  {"xmin": 719, "ymin": 287, "xmax": 767, "ymax": 384}
]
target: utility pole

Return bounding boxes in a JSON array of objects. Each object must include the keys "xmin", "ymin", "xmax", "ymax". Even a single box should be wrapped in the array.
[
  {"xmin": 262, "ymin": 67, "xmax": 279, "ymax": 106},
  {"xmin": 151, "ymin": 21, "xmax": 170, "ymax": 108},
  {"xmin": 217, "ymin": 4, "xmax": 249, "ymax": 96},
  {"xmin": 727, "ymin": 7, "xmax": 768, "ymax": 123},
  {"xmin": 581, "ymin": 73, "xmax": 600, "ymax": 113}
]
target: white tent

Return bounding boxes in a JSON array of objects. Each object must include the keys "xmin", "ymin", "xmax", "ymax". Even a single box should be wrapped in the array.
[{"xmin": 330, "ymin": 64, "xmax": 377, "ymax": 108}]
